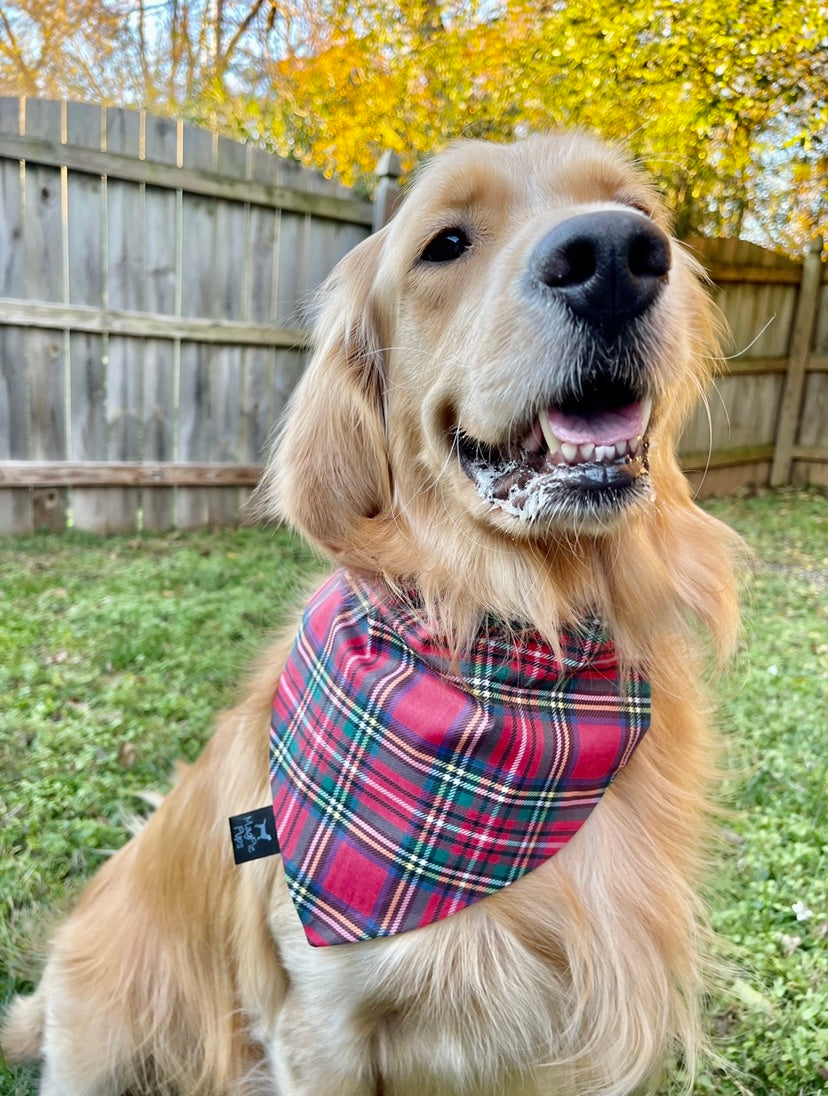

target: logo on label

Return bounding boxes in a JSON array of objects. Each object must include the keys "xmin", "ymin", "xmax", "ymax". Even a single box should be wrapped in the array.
[{"xmin": 228, "ymin": 805, "xmax": 279, "ymax": 864}]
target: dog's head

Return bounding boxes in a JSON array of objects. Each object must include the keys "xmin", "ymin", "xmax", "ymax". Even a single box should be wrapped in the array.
[{"xmin": 260, "ymin": 133, "xmax": 736, "ymax": 650}]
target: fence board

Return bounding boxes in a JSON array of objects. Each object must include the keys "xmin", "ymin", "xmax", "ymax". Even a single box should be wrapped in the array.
[
  {"xmin": 713, "ymin": 283, "xmax": 796, "ymax": 359},
  {"xmin": 142, "ymin": 340, "xmax": 176, "ymax": 531},
  {"xmin": 64, "ymin": 101, "xmax": 109, "ymax": 528},
  {"xmin": 28, "ymin": 328, "xmax": 67, "ymax": 529},
  {"xmin": 241, "ymin": 350, "xmax": 275, "ymax": 456},
  {"xmin": 209, "ymin": 140, "xmax": 248, "ymax": 523},
  {"xmin": 307, "ymin": 216, "xmax": 340, "ymax": 293},
  {"xmin": 106, "ymin": 336, "xmax": 143, "ymax": 531},
  {"xmin": 247, "ymin": 205, "xmax": 279, "ymax": 324},
  {"xmin": 66, "ymin": 102, "xmax": 105, "ymax": 308},
  {"xmin": 0, "ymin": 139, "xmax": 23, "ymax": 297},
  {"xmin": 145, "ymin": 113, "xmax": 179, "ymax": 167},
  {"xmin": 143, "ymin": 185, "xmax": 178, "ymax": 317},
  {"xmin": 24, "ymin": 100, "xmax": 67, "ymax": 530},
  {"xmin": 274, "ymin": 348, "xmax": 307, "ymax": 415},
  {"xmin": 178, "ymin": 344, "xmax": 211, "ymax": 529},
  {"xmin": 798, "ymin": 373, "xmax": 828, "ymax": 449},
  {"xmin": 104, "ymin": 107, "xmax": 144, "ymax": 530},
  {"xmin": 0, "ymin": 111, "xmax": 29, "ymax": 532},
  {"xmin": 0, "ymin": 97, "xmax": 19, "ymax": 136},
  {"xmin": 209, "ymin": 350, "xmax": 243, "ymax": 524},
  {"xmin": 238, "ymin": 346, "xmax": 273, "ymax": 514},
  {"xmin": 177, "ymin": 125, "xmax": 216, "ymax": 528},
  {"xmin": 141, "ymin": 180, "xmax": 178, "ymax": 531},
  {"xmin": 69, "ymin": 331, "xmax": 108, "ymax": 532},
  {"xmin": 180, "ymin": 205, "xmax": 218, "ymax": 318},
  {"xmin": 0, "ymin": 327, "xmax": 31, "ymax": 532},
  {"xmin": 275, "ymin": 211, "xmax": 309, "ymax": 327}
]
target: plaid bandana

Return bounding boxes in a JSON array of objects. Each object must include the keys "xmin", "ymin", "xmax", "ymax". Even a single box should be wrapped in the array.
[{"xmin": 270, "ymin": 569, "xmax": 650, "ymax": 947}]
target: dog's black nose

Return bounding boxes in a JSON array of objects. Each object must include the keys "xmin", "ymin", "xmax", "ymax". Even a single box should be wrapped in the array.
[{"xmin": 531, "ymin": 211, "xmax": 671, "ymax": 335}]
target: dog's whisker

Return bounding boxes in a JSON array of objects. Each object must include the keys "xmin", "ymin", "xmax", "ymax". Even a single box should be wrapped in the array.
[
  {"xmin": 721, "ymin": 315, "xmax": 777, "ymax": 360},
  {"xmin": 684, "ymin": 374, "xmax": 718, "ymax": 500}
]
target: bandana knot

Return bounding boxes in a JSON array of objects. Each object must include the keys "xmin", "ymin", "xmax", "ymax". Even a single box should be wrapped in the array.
[{"xmin": 270, "ymin": 569, "xmax": 650, "ymax": 946}]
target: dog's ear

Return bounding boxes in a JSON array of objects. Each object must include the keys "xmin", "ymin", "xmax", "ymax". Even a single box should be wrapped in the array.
[{"xmin": 257, "ymin": 231, "xmax": 392, "ymax": 558}]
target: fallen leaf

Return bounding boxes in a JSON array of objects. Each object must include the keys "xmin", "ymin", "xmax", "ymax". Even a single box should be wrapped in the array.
[
  {"xmin": 779, "ymin": 933, "xmax": 801, "ymax": 957},
  {"xmin": 118, "ymin": 742, "xmax": 136, "ymax": 768}
]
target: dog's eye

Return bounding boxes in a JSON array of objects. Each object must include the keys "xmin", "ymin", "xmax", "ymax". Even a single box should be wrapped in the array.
[
  {"xmin": 627, "ymin": 200, "xmax": 654, "ymax": 219},
  {"xmin": 420, "ymin": 228, "xmax": 471, "ymax": 264}
]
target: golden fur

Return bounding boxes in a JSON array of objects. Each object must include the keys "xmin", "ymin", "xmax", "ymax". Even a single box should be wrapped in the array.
[{"xmin": 3, "ymin": 132, "xmax": 741, "ymax": 1096}]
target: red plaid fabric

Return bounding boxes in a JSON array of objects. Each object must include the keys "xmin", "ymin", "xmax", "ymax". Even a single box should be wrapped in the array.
[{"xmin": 270, "ymin": 569, "xmax": 650, "ymax": 947}]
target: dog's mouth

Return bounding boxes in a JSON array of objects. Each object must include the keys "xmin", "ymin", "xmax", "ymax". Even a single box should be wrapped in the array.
[{"xmin": 457, "ymin": 380, "xmax": 653, "ymax": 524}]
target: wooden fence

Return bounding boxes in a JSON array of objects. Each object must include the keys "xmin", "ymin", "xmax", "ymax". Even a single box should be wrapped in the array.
[
  {"xmin": 0, "ymin": 99, "xmax": 825, "ymax": 533},
  {"xmin": 0, "ymin": 98, "xmax": 373, "ymax": 533},
  {"xmin": 680, "ymin": 234, "xmax": 827, "ymax": 497}
]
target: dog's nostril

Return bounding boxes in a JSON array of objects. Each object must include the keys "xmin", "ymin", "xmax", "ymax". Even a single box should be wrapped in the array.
[
  {"xmin": 543, "ymin": 239, "xmax": 597, "ymax": 288},
  {"xmin": 628, "ymin": 230, "xmax": 670, "ymax": 279}
]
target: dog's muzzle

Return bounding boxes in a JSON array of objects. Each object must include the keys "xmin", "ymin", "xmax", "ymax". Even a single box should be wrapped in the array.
[{"xmin": 457, "ymin": 211, "xmax": 671, "ymax": 526}]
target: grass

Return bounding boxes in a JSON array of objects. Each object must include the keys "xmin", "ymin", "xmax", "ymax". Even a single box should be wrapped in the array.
[{"xmin": 1, "ymin": 489, "xmax": 826, "ymax": 1095}]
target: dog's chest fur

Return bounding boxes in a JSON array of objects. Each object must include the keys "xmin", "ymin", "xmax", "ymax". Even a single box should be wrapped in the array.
[{"xmin": 263, "ymin": 865, "xmax": 583, "ymax": 1095}]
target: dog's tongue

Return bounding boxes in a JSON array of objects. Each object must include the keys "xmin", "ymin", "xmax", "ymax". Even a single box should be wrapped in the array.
[{"xmin": 547, "ymin": 402, "xmax": 644, "ymax": 446}]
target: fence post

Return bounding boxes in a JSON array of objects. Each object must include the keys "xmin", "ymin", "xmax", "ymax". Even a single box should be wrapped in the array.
[
  {"xmin": 770, "ymin": 235, "xmax": 824, "ymax": 487},
  {"xmin": 373, "ymin": 150, "xmax": 402, "ymax": 233}
]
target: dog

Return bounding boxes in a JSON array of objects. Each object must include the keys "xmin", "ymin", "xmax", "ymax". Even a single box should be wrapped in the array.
[{"xmin": 2, "ymin": 132, "xmax": 741, "ymax": 1095}]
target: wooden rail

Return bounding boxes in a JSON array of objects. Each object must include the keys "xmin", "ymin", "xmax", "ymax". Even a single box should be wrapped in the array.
[
  {"xmin": 0, "ymin": 462, "xmax": 263, "ymax": 487},
  {"xmin": 0, "ymin": 133, "xmax": 374, "ymax": 226},
  {"xmin": 0, "ymin": 298, "xmax": 309, "ymax": 348}
]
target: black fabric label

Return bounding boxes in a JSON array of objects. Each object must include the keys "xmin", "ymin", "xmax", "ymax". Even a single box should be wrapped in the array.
[{"xmin": 229, "ymin": 805, "xmax": 280, "ymax": 864}]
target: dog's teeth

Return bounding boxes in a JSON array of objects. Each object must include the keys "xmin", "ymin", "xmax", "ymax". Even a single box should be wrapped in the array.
[
  {"xmin": 538, "ymin": 414, "xmax": 562, "ymax": 458},
  {"xmin": 522, "ymin": 420, "xmax": 545, "ymax": 454},
  {"xmin": 641, "ymin": 396, "xmax": 653, "ymax": 433},
  {"xmin": 539, "ymin": 411, "xmax": 649, "ymax": 467}
]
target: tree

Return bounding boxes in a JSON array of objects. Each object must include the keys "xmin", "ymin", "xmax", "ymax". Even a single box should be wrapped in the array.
[
  {"xmin": 0, "ymin": 0, "xmax": 824, "ymax": 252},
  {"xmin": 252, "ymin": 0, "xmax": 827, "ymax": 250},
  {"xmin": 0, "ymin": 0, "xmax": 285, "ymax": 115},
  {"xmin": 0, "ymin": 0, "xmax": 125, "ymax": 99}
]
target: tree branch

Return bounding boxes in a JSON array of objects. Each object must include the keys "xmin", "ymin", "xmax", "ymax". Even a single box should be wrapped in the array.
[
  {"xmin": 216, "ymin": 0, "xmax": 266, "ymax": 77},
  {"xmin": 0, "ymin": 6, "xmax": 37, "ymax": 93}
]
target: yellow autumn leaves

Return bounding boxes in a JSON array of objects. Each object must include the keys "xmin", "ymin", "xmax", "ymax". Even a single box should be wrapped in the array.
[{"xmin": 0, "ymin": 0, "xmax": 824, "ymax": 250}]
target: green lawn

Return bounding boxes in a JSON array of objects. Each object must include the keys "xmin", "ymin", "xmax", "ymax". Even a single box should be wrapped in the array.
[{"xmin": 1, "ymin": 489, "xmax": 826, "ymax": 1094}]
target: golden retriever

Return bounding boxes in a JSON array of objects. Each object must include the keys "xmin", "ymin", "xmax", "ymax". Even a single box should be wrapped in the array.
[{"xmin": 3, "ymin": 132, "xmax": 741, "ymax": 1096}]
